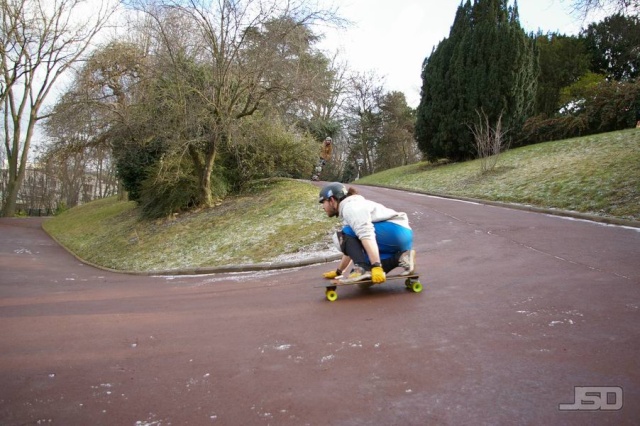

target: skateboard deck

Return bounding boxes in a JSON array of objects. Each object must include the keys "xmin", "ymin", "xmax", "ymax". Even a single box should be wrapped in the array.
[{"xmin": 316, "ymin": 274, "xmax": 422, "ymax": 302}]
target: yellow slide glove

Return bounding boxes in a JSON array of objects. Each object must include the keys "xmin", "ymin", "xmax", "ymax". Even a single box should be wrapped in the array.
[
  {"xmin": 323, "ymin": 269, "xmax": 341, "ymax": 279},
  {"xmin": 371, "ymin": 266, "xmax": 386, "ymax": 284}
]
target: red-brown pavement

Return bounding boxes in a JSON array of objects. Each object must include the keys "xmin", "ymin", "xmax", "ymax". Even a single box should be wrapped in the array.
[{"xmin": 1, "ymin": 185, "xmax": 639, "ymax": 425}]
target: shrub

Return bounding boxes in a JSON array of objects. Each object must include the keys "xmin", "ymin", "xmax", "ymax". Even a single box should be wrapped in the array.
[
  {"xmin": 138, "ymin": 154, "xmax": 228, "ymax": 219},
  {"xmin": 225, "ymin": 115, "xmax": 317, "ymax": 190},
  {"xmin": 112, "ymin": 137, "xmax": 167, "ymax": 202}
]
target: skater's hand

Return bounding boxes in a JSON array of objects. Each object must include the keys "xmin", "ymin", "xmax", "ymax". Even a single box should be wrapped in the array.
[
  {"xmin": 371, "ymin": 266, "xmax": 386, "ymax": 283},
  {"xmin": 323, "ymin": 269, "xmax": 342, "ymax": 279}
]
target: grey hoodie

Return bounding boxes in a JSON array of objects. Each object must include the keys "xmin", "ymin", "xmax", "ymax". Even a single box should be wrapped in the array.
[{"xmin": 338, "ymin": 194, "xmax": 411, "ymax": 241}]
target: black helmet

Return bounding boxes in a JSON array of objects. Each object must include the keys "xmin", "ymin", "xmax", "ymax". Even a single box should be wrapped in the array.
[{"xmin": 318, "ymin": 182, "xmax": 347, "ymax": 203}]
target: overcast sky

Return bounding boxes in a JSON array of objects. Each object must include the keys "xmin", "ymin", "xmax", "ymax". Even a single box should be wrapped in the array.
[{"xmin": 317, "ymin": 0, "xmax": 591, "ymax": 107}]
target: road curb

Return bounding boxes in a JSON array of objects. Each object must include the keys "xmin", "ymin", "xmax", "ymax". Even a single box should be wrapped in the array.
[
  {"xmin": 362, "ymin": 183, "xmax": 640, "ymax": 229},
  {"xmin": 41, "ymin": 223, "xmax": 343, "ymax": 276}
]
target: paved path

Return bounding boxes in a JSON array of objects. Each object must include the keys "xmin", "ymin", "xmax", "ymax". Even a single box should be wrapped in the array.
[{"xmin": 1, "ymin": 185, "xmax": 639, "ymax": 425}]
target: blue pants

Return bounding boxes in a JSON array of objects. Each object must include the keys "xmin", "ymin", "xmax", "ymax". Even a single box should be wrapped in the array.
[{"xmin": 342, "ymin": 222, "xmax": 413, "ymax": 261}]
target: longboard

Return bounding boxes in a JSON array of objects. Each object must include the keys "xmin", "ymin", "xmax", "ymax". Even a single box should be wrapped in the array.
[{"xmin": 315, "ymin": 274, "xmax": 422, "ymax": 302}]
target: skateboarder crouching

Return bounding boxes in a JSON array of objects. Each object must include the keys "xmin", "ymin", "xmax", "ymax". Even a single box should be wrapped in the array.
[{"xmin": 318, "ymin": 182, "xmax": 415, "ymax": 284}]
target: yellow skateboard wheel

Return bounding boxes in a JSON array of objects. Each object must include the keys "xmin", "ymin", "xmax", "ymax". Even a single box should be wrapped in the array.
[
  {"xmin": 405, "ymin": 278, "xmax": 422, "ymax": 293},
  {"xmin": 326, "ymin": 289, "xmax": 338, "ymax": 302}
]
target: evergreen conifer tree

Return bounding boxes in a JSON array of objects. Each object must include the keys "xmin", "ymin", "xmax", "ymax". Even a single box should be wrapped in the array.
[{"xmin": 416, "ymin": 0, "xmax": 538, "ymax": 161}]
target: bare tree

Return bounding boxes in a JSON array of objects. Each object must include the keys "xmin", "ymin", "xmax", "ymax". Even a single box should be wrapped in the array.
[
  {"xmin": 130, "ymin": 0, "xmax": 342, "ymax": 207},
  {"xmin": 1, "ymin": 0, "xmax": 117, "ymax": 216},
  {"xmin": 568, "ymin": 0, "xmax": 639, "ymax": 17},
  {"xmin": 469, "ymin": 109, "xmax": 509, "ymax": 174},
  {"xmin": 0, "ymin": 0, "xmax": 28, "ymax": 107},
  {"xmin": 343, "ymin": 70, "xmax": 384, "ymax": 177}
]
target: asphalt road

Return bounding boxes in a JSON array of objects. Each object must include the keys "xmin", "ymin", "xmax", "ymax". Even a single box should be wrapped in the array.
[{"xmin": 1, "ymin": 185, "xmax": 639, "ymax": 425}]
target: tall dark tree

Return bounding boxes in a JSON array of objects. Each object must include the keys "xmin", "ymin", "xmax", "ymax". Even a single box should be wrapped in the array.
[
  {"xmin": 535, "ymin": 32, "xmax": 591, "ymax": 117},
  {"xmin": 415, "ymin": 2, "xmax": 470, "ymax": 161},
  {"xmin": 415, "ymin": 0, "xmax": 538, "ymax": 161},
  {"xmin": 582, "ymin": 13, "xmax": 640, "ymax": 81},
  {"xmin": 375, "ymin": 91, "xmax": 420, "ymax": 171}
]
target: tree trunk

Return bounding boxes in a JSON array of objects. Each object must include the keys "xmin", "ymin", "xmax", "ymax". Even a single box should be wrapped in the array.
[
  {"xmin": 199, "ymin": 147, "xmax": 217, "ymax": 208},
  {"xmin": 1, "ymin": 177, "xmax": 20, "ymax": 217},
  {"xmin": 2, "ymin": 119, "xmax": 32, "ymax": 217}
]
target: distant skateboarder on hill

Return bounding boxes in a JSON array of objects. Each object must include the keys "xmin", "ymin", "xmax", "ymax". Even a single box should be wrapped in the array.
[{"xmin": 311, "ymin": 136, "xmax": 333, "ymax": 181}]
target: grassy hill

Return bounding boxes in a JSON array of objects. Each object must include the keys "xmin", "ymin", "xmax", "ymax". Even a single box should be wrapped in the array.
[
  {"xmin": 43, "ymin": 179, "xmax": 338, "ymax": 273},
  {"xmin": 358, "ymin": 129, "xmax": 639, "ymax": 221},
  {"xmin": 44, "ymin": 129, "xmax": 639, "ymax": 273}
]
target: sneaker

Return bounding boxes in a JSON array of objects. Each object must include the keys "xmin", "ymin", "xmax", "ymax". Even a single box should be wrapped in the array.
[
  {"xmin": 399, "ymin": 249, "xmax": 415, "ymax": 276},
  {"xmin": 339, "ymin": 265, "xmax": 372, "ymax": 283}
]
